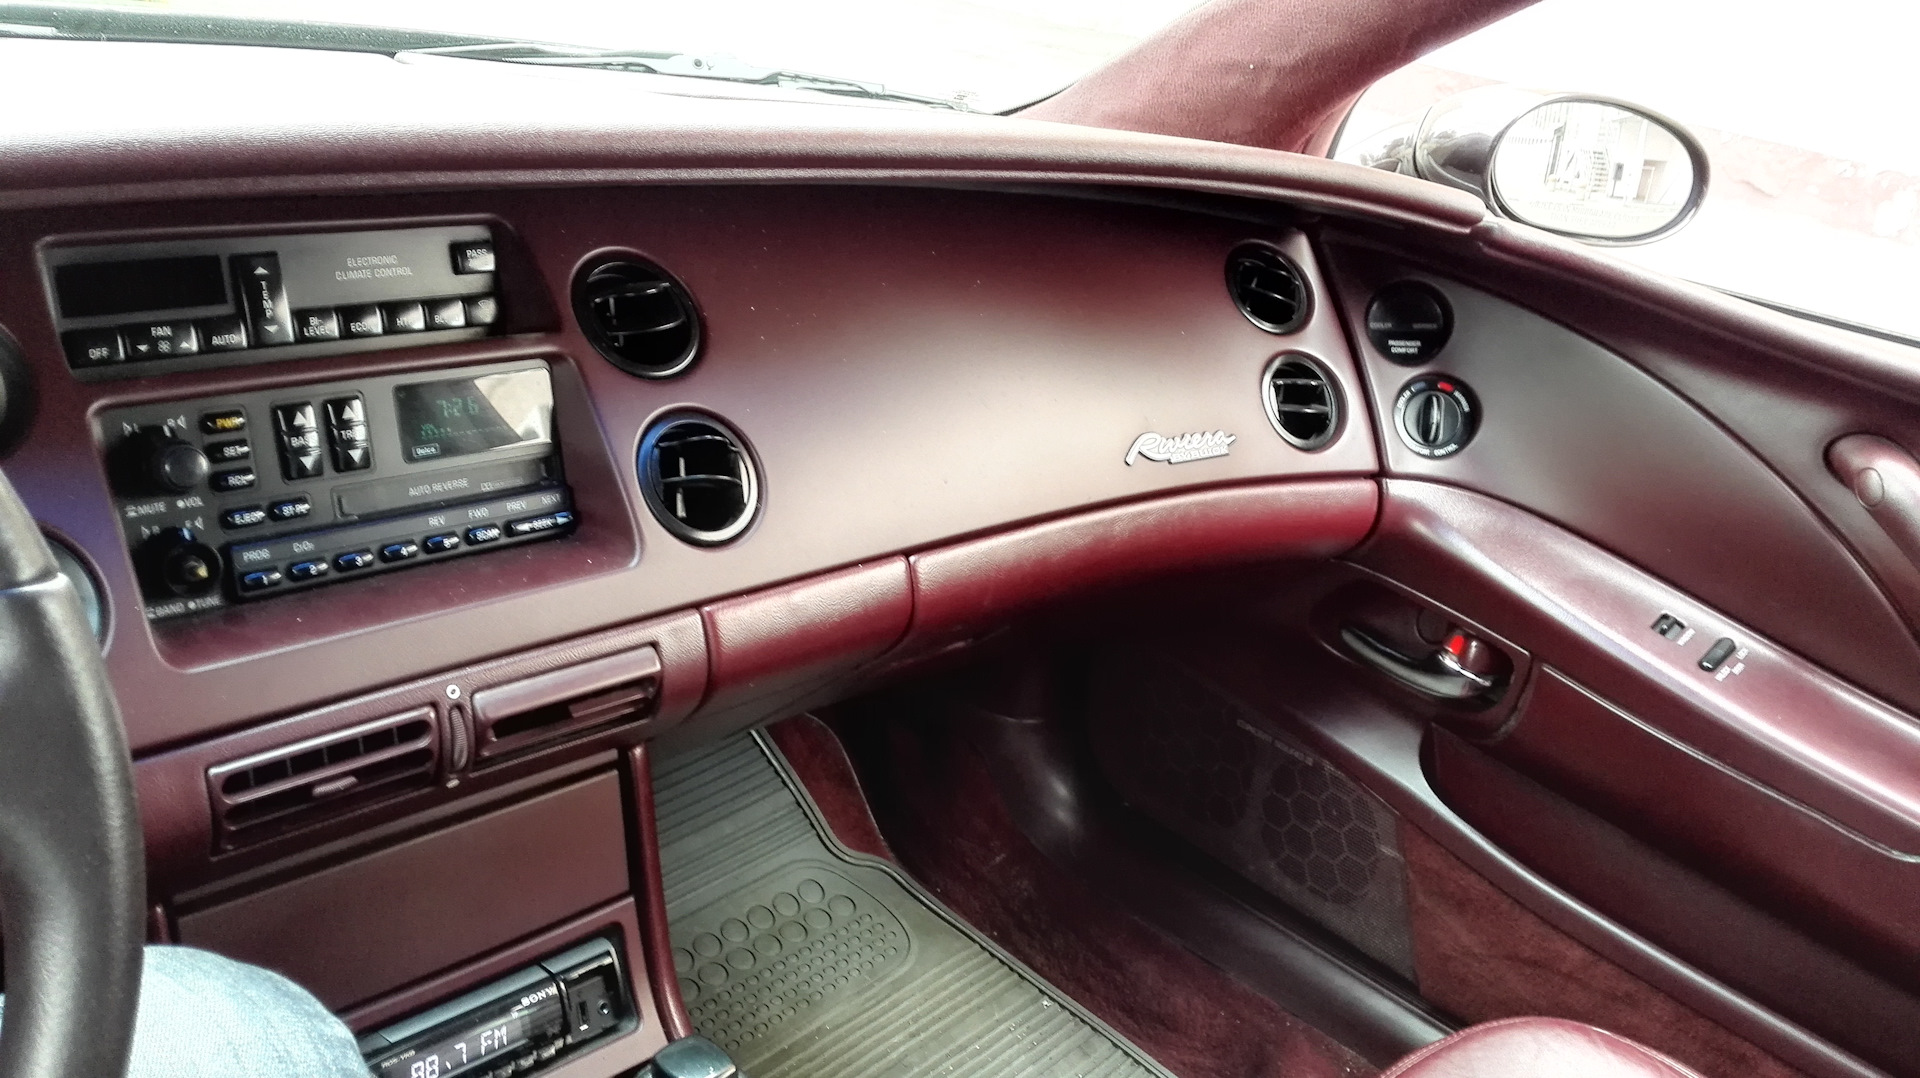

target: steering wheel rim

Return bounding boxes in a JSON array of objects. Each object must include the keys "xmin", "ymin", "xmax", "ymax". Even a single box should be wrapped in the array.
[{"xmin": 0, "ymin": 468, "xmax": 144, "ymax": 1078}]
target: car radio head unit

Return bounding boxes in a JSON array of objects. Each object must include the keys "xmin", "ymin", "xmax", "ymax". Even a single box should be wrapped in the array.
[
  {"xmin": 360, "ymin": 937, "xmax": 634, "ymax": 1078},
  {"xmin": 96, "ymin": 359, "xmax": 574, "ymax": 621}
]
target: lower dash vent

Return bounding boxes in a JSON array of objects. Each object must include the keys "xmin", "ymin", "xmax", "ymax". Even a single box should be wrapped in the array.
[{"xmin": 207, "ymin": 709, "xmax": 440, "ymax": 851}]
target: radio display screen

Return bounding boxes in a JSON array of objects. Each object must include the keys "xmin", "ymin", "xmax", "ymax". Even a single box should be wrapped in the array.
[
  {"xmin": 394, "ymin": 369, "xmax": 553, "ymax": 465},
  {"xmin": 376, "ymin": 1012, "xmax": 536, "ymax": 1078},
  {"xmin": 53, "ymin": 255, "xmax": 228, "ymax": 319}
]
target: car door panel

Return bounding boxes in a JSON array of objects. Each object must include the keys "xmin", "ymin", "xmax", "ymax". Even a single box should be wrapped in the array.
[{"xmin": 1319, "ymin": 237, "xmax": 1920, "ymax": 712}]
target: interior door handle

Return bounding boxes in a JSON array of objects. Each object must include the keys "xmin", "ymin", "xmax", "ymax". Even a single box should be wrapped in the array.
[
  {"xmin": 1339, "ymin": 624, "xmax": 1499, "ymax": 701},
  {"xmin": 1828, "ymin": 434, "xmax": 1920, "ymax": 570}
]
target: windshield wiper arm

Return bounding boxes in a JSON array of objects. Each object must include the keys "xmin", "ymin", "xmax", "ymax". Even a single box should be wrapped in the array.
[{"xmin": 404, "ymin": 42, "xmax": 972, "ymax": 111}]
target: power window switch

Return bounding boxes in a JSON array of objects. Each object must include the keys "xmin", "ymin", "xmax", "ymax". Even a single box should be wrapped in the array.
[
  {"xmin": 1699, "ymin": 637, "xmax": 1739, "ymax": 673},
  {"xmin": 1651, "ymin": 613, "xmax": 1690, "ymax": 643}
]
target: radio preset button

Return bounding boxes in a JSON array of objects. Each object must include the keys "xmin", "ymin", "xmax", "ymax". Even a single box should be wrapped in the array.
[
  {"xmin": 198, "ymin": 315, "xmax": 248, "ymax": 352},
  {"xmin": 463, "ymin": 296, "xmax": 500, "ymax": 327},
  {"xmin": 267, "ymin": 496, "xmax": 312, "ymax": 522},
  {"xmin": 466, "ymin": 523, "xmax": 504, "ymax": 544},
  {"xmin": 335, "ymin": 550, "xmax": 376, "ymax": 572},
  {"xmin": 383, "ymin": 301, "xmax": 427, "ymax": 334},
  {"xmin": 207, "ymin": 439, "xmax": 251, "ymax": 463},
  {"xmin": 239, "ymin": 568, "xmax": 284, "ymax": 592},
  {"xmin": 220, "ymin": 506, "xmax": 268, "ymax": 530},
  {"xmin": 65, "ymin": 328, "xmax": 126, "ymax": 367},
  {"xmin": 200, "ymin": 409, "xmax": 247, "ymax": 435},
  {"xmin": 295, "ymin": 308, "xmax": 342, "ymax": 343},
  {"xmin": 425, "ymin": 298, "xmax": 467, "ymax": 330},
  {"xmin": 423, "ymin": 533, "xmax": 461, "ymax": 553},
  {"xmin": 232, "ymin": 252, "xmax": 295, "ymax": 346},
  {"xmin": 287, "ymin": 559, "xmax": 331, "ymax": 581},
  {"xmin": 340, "ymin": 304, "xmax": 384, "ymax": 338},
  {"xmin": 209, "ymin": 468, "xmax": 257, "ymax": 492},
  {"xmin": 380, "ymin": 540, "xmax": 420, "ymax": 563},
  {"xmin": 451, "ymin": 241, "xmax": 495, "ymax": 274},
  {"xmin": 506, "ymin": 510, "xmax": 574, "ymax": 537}
]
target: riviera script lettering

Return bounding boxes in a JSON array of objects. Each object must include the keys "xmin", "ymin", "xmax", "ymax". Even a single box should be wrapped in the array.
[{"xmin": 1124, "ymin": 430, "xmax": 1236, "ymax": 465}]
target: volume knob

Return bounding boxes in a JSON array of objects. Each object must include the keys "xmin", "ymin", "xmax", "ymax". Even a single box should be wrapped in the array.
[{"xmin": 117, "ymin": 428, "xmax": 210, "ymax": 495}]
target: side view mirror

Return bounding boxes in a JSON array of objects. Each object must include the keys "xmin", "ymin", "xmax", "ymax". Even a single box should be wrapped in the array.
[{"xmin": 1354, "ymin": 87, "xmax": 1710, "ymax": 245}]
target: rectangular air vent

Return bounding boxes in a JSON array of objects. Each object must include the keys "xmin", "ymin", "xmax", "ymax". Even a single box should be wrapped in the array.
[
  {"xmin": 207, "ymin": 708, "xmax": 441, "ymax": 852},
  {"xmin": 470, "ymin": 646, "xmax": 661, "ymax": 764}
]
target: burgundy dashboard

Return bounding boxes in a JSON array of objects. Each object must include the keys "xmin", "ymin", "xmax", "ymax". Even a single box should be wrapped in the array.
[{"xmin": 14, "ymin": 34, "xmax": 1920, "ymax": 1078}]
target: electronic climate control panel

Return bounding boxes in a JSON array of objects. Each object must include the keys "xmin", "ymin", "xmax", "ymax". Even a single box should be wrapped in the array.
[
  {"xmin": 98, "ymin": 360, "xmax": 573, "ymax": 620},
  {"xmin": 46, "ymin": 224, "xmax": 501, "ymax": 379}
]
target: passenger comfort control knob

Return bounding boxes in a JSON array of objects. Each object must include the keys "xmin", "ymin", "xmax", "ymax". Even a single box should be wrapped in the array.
[
  {"xmin": 117, "ymin": 428, "xmax": 210, "ymax": 495},
  {"xmin": 137, "ymin": 527, "xmax": 221, "ymax": 599},
  {"xmin": 1393, "ymin": 375, "xmax": 1478, "ymax": 458}
]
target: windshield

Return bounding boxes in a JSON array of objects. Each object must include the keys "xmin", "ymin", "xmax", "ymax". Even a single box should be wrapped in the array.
[{"xmin": 15, "ymin": 0, "xmax": 1207, "ymax": 112}]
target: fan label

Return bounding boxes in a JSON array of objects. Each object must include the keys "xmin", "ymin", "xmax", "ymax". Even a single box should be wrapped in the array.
[{"xmin": 1124, "ymin": 430, "xmax": 1236, "ymax": 465}]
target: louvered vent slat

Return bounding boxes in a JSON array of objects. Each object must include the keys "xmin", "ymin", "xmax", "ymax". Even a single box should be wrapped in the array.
[
  {"xmin": 575, "ymin": 260, "xmax": 701, "ymax": 378},
  {"xmin": 1227, "ymin": 244, "xmax": 1313, "ymax": 334},
  {"xmin": 639, "ymin": 415, "xmax": 759, "ymax": 546},
  {"xmin": 1263, "ymin": 355, "xmax": 1342, "ymax": 451},
  {"xmin": 206, "ymin": 711, "xmax": 440, "ymax": 852}
]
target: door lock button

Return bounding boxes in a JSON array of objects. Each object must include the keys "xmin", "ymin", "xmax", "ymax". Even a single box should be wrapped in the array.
[{"xmin": 1699, "ymin": 637, "xmax": 1739, "ymax": 673}]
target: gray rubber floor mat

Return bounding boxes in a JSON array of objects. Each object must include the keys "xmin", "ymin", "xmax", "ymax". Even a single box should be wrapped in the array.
[{"xmin": 655, "ymin": 732, "xmax": 1178, "ymax": 1078}]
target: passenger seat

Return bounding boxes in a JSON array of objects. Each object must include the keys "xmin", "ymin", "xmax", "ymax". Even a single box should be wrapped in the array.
[{"xmin": 1386, "ymin": 1018, "xmax": 1705, "ymax": 1078}]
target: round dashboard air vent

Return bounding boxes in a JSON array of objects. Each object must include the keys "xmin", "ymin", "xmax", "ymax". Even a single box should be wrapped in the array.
[
  {"xmin": 638, "ymin": 414, "xmax": 759, "ymax": 545},
  {"xmin": 1263, "ymin": 354, "xmax": 1341, "ymax": 451},
  {"xmin": 1227, "ymin": 243, "xmax": 1312, "ymax": 333},
  {"xmin": 574, "ymin": 259, "xmax": 701, "ymax": 378}
]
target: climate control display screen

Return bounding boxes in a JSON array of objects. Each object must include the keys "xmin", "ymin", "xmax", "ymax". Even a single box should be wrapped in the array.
[{"xmin": 394, "ymin": 369, "xmax": 553, "ymax": 464}]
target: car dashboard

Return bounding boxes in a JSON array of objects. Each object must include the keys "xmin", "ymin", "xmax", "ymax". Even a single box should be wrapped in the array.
[{"xmin": 10, "ymin": 33, "xmax": 1920, "ymax": 1078}]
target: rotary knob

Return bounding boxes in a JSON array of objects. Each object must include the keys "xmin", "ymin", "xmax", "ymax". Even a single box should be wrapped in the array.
[
  {"xmin": 136, "ymin": 527, "xmax": 222, "ymax": 599},
  {"xmin": 114, "ymin": 428, "xmax": 210, "ymax": 495},
  {"xmin": 1394, "ymin": 375, "xmax": 1478, "ymax": 458}
]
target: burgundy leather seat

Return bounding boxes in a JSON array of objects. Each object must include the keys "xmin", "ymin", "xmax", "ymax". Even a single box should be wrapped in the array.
[{"xmin": 1385, "ymin": 1018, "xmax": 1706, "ymax": 1078}]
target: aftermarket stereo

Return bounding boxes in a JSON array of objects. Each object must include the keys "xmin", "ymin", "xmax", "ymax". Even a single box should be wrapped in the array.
[
  {"xmin": 98, "ymin": 359, "xmax": 573, "ymax": 621},
  {"xmin": 46, "ymin": 224, "xmax": 500, "ymax": 379},
  {"xmin": 360, "ymin": 937, "xmax": 635, "ymax": 1078}
]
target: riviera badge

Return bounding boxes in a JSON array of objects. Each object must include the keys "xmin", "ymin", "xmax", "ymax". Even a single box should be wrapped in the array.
[{"xmin": 1124, "ymin": 430, "xmax": 1236, "ymax": 465}]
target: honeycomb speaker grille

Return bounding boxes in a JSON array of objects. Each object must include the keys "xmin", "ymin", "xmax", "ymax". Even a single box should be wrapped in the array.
[
  {"xmin": 575, "ymin": 259, "xmax": 701, "ymax": 377},
  {"xmin": 1263, "ymin": 354, "xmax": 1341, "ymax": 451},
  {"xmin": 639, "ymin": 414, "xmax": 759, "ymax": 545},
  {"xmin": 1227, "ymin": 243, "xmax": 1312, "ymax": 333},
  {"xmin": 1087, "ymin": 653, "xmax": 1414, "ymax": 978}
]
